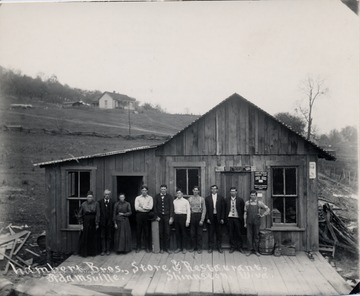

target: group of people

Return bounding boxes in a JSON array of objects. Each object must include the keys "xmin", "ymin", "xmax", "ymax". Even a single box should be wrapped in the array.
[
  {"xmin": 77, "ymin": 184, "xmax": 270, "ymax": 257},
  {"xmin": 77, "ymin": 189, "xmax": 132, "ymax": 257}
]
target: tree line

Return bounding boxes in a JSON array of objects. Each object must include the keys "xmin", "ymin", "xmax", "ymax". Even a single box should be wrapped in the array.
[{"xmin": 0, "ymin": 66, "xmax": 102, "ymax": 104}]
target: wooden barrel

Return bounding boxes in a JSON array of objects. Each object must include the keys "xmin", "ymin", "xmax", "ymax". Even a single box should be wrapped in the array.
[{"xmin": 258, "ymin": 230, "xmax": 275, "ymax": 255}]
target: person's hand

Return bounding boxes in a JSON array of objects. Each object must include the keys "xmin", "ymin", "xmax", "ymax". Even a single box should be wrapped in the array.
[
  {"xmin": 119, "ymin": 213, "xmax": 124, "ymax": 216},
  {"xmin": 199, "ymin": 221, "xmax": 203, "ymax": 226},
  {"xmin": 244, "ymin": 223, "xmax": 247, "ymax": 228},
  {"xmin": 114, "ymin": 224, "xmax": 118, "ymax": 229},
  {"xmin": 96, "ymin": 224, "xmax": 99, "ymax": 230},
  {"xmin": 186, "ymin": 222, "xmax": 190, "ymax": 227},
  {"xmin": 80, "ymin": 225, "xmax": 83, "ymax": 231},
  {"xmin": 169, "ymin": 217, "xmax": 174, "ymax": 225},
  {"xmin": 220, "ymin": 219, "xmax": 224, "ymax": 225},
  {"xmin": 156, "ymin": 217, "xmax": 161, "ymax": 222},
  {"xmin": 207, "ymin": 219, "xmax": 211, "ymax": 224}
]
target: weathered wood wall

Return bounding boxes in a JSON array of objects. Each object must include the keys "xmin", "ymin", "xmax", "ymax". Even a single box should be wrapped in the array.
[{"xmin": 44, "ymin": 95, "xmax": 321, "ymax": 254}]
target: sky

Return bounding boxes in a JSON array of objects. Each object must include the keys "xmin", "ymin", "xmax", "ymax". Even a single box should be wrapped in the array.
[{"xmin": 0, "ymin": 0, "xmax": 358, "ymax": 134}]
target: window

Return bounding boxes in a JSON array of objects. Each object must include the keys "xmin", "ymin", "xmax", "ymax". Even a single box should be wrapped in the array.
[
  {"xmin": 67, "ymin": 171, "xmax": 91, "ymax": 226},
  {"xmin": 175, "ymin": 168, "xmax": 200, "ymax": 196},
  {"xmin": 272, "ymin": 167, "xmax": 297, "ymax": 224}
]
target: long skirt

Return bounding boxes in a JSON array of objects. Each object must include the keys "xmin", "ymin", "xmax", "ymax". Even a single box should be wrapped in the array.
[
  {"xmin": 78, "ymin": 213, "xmax": 97, "ymax": 257},
  {"xmin": 114, "ymin": 217, "xmax": 132, "ymax": 252}
]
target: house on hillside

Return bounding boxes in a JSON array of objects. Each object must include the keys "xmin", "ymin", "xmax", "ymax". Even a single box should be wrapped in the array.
[
  {"xmin": 98, "ymin": 91, "xmax": 137, "ymax": 110},
  {"xmin": 35, "ymin": 93, "xmax": 335, "ymax": 255}
]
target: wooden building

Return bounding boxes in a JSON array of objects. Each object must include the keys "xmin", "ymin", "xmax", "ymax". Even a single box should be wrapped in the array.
[
  {"xmin": 35, "ymin": 93, "xmax": 335, "ymax": 255},
  {"xmin": 98, "ymin": 91, "xmax": 136, "ymax": 110}
]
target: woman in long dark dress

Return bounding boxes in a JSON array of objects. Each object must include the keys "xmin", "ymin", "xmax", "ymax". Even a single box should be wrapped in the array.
[
  {"xmin": 78, "ymin": 191, "xmax": 100, "ymax": 257},
  {"xmin": 113, "ymin": 193, "xmax": 132, "ymax": 253}
]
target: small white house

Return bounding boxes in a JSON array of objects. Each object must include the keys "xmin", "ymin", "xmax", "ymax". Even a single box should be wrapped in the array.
[{"xmin": 98, "ymin": 91, "xmax": 136, "ymax": 110}]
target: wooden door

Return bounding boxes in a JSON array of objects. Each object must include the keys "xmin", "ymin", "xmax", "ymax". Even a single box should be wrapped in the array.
[
  {"xmin": 220, "ymin": 172, "xmax": 251, "ymax": 247},
  {"xmin": 220, "ymin": 172, "xmax": 251, "ymax": 201}
]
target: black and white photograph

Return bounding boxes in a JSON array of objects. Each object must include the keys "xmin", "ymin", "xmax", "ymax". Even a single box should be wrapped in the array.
[{"xmin": 0, "ymin": 0, "xmax": 358, "ymax": 295}]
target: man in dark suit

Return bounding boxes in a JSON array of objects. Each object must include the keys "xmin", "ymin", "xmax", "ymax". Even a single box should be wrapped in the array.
[
  {"xmin": 225, "ymin": 187, "xmax": 245, "ymax": 253},
  {"xmin": 98, "ymin": 189, "xmax": 115, "ymax": 256},
  {"xmin": 154, "ymin": 184, "xmax": 174, "ymax": 253},
  {"xmin": 205, "ymin": 185, "xmax": 225, "ymax": 253}
]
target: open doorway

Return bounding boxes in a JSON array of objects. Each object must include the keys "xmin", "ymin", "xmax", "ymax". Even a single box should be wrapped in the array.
[{"xmin": 116, "ymin": 176, "xmax": 143, "ymax": 247}]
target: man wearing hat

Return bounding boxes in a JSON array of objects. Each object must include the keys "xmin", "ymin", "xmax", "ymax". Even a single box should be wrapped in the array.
[{"xmin": 98, "ymin": 189, "xmax": 115, "ymax": 255}]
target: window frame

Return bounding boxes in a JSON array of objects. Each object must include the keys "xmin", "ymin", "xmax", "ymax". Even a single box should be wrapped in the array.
[
  {"xmin": 167, "ymin": 161, "xmax": 206, "ymax": 198},
  {"xmin": 175, "ymin": 167, "xmax": 201, "ymax": 197},
  {"xmin": 271, "ymin": 166, "xmax": 298, "ymax": 226},
  {"xmin": 62, "ymin": 166, "xmax": 96, "ymax": 230}
]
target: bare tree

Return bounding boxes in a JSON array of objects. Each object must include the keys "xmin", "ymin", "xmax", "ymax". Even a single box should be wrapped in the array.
[{"xmin": 296, "ymin": 76, "xmax": 328, "ymax": 140}]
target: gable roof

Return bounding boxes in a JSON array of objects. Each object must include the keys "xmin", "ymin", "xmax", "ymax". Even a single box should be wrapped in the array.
[
  {"xmin": 100, "ymin": 91, "xmax": 136, "ymax": 102},
  {"xmin": 158, "ymin": 93, "xmax": 335, "ymax": 160},
  {"xmin": 35, "ymin": 93, "xmax": 335, "ymax": 167}
]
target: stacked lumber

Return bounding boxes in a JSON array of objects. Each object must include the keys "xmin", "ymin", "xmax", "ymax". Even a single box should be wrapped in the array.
[
  {"xmin": 319, "ymin": 203, "xmax": 358, "ymax": 256},
  {"xmin": 0, "ymin": 224, "xmax": 40, "ymax": 275}
]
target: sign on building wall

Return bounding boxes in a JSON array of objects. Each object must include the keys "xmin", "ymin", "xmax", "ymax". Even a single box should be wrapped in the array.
[
  {"xmin": 254, "ymin": 171, "xmax": 268, "ymax": 190},
  {"xmin": 309, "ymin": 162, "xmax": 316, "ymax": 179}
]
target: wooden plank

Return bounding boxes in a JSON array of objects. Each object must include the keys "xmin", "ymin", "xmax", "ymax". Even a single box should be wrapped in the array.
[
  {"xmin": 15, "ymin": 277, "xmax": 109, "ymax": 296},
  {"xmin": 131, "ymin": 252, "xmax": 163, "ymax": 296},
  {"xmin": 133, "ymin": 151, "xmax": 145, "ymax": 173},
  {"xmin": 0, "ymin": 231, "xmax": 29, "ymax": 246},
  {"xmin": 123, "ymin": 251, "xmax": 149, "ymax": 292},
  {"xmin": 197, "ymin": 117, "xmax": 206, "ymax": 155},
  {"xmin": 176, "ymin": 251, "xmax": 194, "ymax": 295},
  {"xmin": 224, "ymin": 251, "xmax": 241, "ymax": 295},
  {"xmin": 154, "ymin": 252, "xmax": 175, "ymax": 294},
  {"xmin": 189, "ymin": 252, "xmax": 202, "ymax": 294},
  {"xmin": 14, "ymin": 232, "xmax": 31, "ymax": 255},
  {"xmin": 244, "ymin": 253, "xmax": 269, "ymax": 295},
  {"xmin": 146, "ymin": 253, "xmax": 169, "ymax": 294},
  {"xmin": 312, "ymin": 251, "xmax": 352, "ymax": 295},
  {"xmin": 297, "ymin": 252, "xmax": 343, "ymax": 295},
  {"xmin": 199, "ymin": 251, "xmax": 213, "ymax": 294},
  {"xmin": 4, "ymin": 238, "xmax": 18, "ymax": 274},
  {"xmin": 231, "ymin": 251, "xmax": 257, "ymax": 295},
  {"xmin": 270, "ymin": 254, "xmax": 303, "ymax": 295},
  {"xmin": 258, "ymin": 255, "xmax": 289, "ymax": 295},
  {"xmin": 286, "ymin": 253, "xmax": 326, "ymax": 296},
  {"xmin": 248, "ymin": 105, "xmax": 256, "ymax": 155},
  {"xmin": 212, "ymin": 250, "xmax": 224, "ymax": 295}
]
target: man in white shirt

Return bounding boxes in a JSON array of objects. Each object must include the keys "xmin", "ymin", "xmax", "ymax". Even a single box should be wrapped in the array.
[
  {"xmin": 134, "ymin": 185, "xmax": 153, "ymax": 253},
  {"xmin": 173, "ymin": 188, "xmax": 190, "ymax": 254}
]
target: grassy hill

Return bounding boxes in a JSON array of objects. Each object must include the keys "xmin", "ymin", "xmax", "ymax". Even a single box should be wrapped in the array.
[{"xmin": 0, "ymin": 94, "xmax": 199, "ymax": 238}]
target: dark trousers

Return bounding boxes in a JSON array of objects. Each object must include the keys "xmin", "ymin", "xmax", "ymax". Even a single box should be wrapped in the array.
[
  {"xmin": 174, "ymin": 214, "xmax": 188, "ymax": 250},
  {"xmin": 136, "ymin": 212, "xmax": 151, "ymax": 250},
  {"xmin": 227, "ymin": 217, "xmax": 243, "ymax": 250},
  {"xmin": 208, "ymin": 214, "xmax": 222, "ymax": 249},
  {"xmin": 190, "ymin": 213, "xmax": 203, "ymax": 250},
  {"xmin": 247, "ymin": 222, "xmax": 260, "ymax": 251},
  {"xmin": 158, "ymin": 214, "xmax": 171, "ymax": 251},
  {"xmin": 100, "ymin": 224, "xmax": 113, "ymax": 252}
]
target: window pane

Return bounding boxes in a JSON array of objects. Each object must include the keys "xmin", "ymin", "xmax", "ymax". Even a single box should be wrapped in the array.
[
  {"xmin": 273, "ymin": 168, "xmax": 284, "ymax": 195},
  {"xmin": 273, "ymin": 197, "xmax": 284, "ymax": 223},
  {"xmin": 285, "ymin": 197, "xmax": 297, "ymax": 223},
  {"xmin": 69, "ymin": 199, "xmax": 81, "ymax": 225},
  {"xmin": 188, "ymin": 169, "xmax": 199, "ymax": 195},
  {"xmin": 68, "ymin": 172, "xmax": 78, "ymax": 197},
  {"xmin": 80, "ymin": 171, "xmax": 91, "ymax": 197},
  {"xmin": 176, "ymin": 169, "xmax": 187, "ymax": 194},
  {"xmin": 285, "ymin": 168, "xmax": 297, "ymax": 195}
]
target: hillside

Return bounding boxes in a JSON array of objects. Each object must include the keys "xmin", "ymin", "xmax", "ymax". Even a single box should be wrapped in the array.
[{"xmin": 0, "ymin": 93, "xmax": 199, "ymax": 238}]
